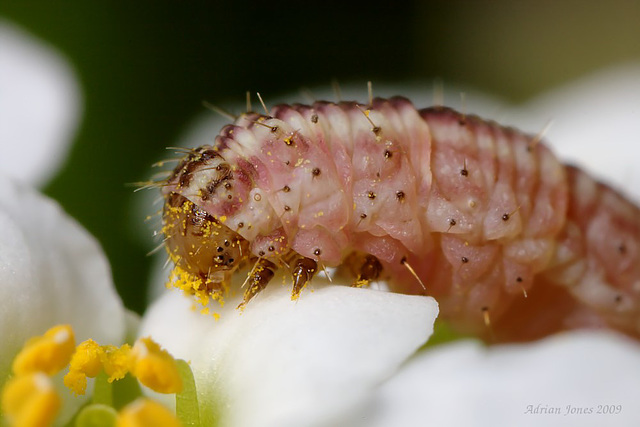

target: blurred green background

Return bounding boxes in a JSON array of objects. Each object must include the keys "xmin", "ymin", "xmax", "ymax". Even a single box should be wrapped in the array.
[{"xmin": 2, "ymin": 1, "xmax": 639, "ymax": 313}]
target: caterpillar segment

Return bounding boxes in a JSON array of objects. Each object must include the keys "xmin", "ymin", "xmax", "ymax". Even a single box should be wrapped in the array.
[
  {"xmin": 162, "ymin": 189, "xmax": 377, "ymax": 306},
  {"xmin": 160, "ymin": 96, "xmax": 640, "ymax": 343}
]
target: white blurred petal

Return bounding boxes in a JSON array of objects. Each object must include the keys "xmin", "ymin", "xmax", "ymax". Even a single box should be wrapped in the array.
[
  {"xmin": 0, "ymin": 175, "xmax": 127, "ymax": 420},
  {"xmin": 0, "ymin": 20, "xmax": 81, "ymax": 186},
  {"xmin": 139, "ymin": 281, "xmax": 438, "ymax": 427},
  {"xmin": 364, "ymin": 332, "xmax": 640, "ymax": 427}
]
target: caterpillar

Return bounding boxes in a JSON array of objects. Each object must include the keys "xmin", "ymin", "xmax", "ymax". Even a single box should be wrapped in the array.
[{"xmin": 158, "ymin": 95, "xmax": 640, "ymax": 343}]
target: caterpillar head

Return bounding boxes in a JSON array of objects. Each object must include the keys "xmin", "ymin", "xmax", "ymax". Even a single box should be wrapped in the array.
[
  {"xmin": 162, "ymin": 192, "xmax": 249, "ymax": 289},
  {"xmin": 160, "ymin": 144, "xmax": 255, "ymax": 281}
]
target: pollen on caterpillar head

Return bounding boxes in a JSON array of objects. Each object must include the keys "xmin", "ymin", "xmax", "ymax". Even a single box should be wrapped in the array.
[
  {"xmin": 167, "ymin": 264, "xmax": 225, "ymax": 307},
  {"xmin": 162, "ymin": 192, "xmax": 250, "ymax": 306}
]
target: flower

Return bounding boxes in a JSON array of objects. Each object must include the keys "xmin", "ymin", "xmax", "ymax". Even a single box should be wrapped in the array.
[
  {"xmin": 139, "ymin": 63, "xmax": 640, "ymax": 427},
  {"xmin": 0, "ymin": 173, "xmax": 130, "ymax": 425},
  {"xmin": 0, "ymin": 18, "xmax": 190, "ymax": 427},
  {"xmin": 139, "ymin": 276, "xmax": 439, "ymax": 427},
  {"xmin": 3, "ymin": 15, "xmax": 640, "ymax": 425},
  {"xmin": 0, "ymin": 20, "xmax": 128, "ymax": 425}
]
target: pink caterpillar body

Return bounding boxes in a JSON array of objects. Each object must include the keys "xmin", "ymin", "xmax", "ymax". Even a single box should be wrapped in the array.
[{"xmin": 161, "ymin": 96, "xmax": 640, "ymax": 342}]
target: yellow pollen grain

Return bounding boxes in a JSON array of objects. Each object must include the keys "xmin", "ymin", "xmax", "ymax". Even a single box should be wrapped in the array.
[
  {"xmin": 219, "ymin": 215, "xmax": 227, "ymax": 223},
  {"xmin": 167, "ymin": 265, "xmax": 227, "ymax": 309},
  {"xmin": 1, "ymin": 372, "xmax": 61, "ymax": 427},
  {"xmin": 116, "ymin": 398, "xmax": 180, "ymax": 427},
  {"xmin": 201, "ymin": 221, "xmax": 213, "ymax": 237},
  {"xmin": 12, "ymin": 324, "xmax": 75, "ymax": 376},
  {"xmin": 129, "ymin": 338, "xmax": 182, "ymax": 394}
]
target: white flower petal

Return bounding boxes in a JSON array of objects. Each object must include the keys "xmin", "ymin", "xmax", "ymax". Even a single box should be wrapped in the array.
[
  {"xmin": 0, "ymin": 175, "xmax": 126, "ymax": 419},
  {"xmin": 364, "ymin": 332, "xmax": 640, "ymax": 427},
  {"xmin": 139, "ymin": 279, "xmax": 438, "ymax": 427},
  {"xmin": 0, "ymin": 20, "xmax": 81, "ymax": 186}
]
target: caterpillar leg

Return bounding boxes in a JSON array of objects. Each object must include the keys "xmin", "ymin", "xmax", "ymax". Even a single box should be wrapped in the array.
[
  {"xmin": 346, "ymin": 252, "xmax": 383, "ymax": 287},
  {"xmin": 238, "ymin": 258, "xmax": 277, "ymax": 309},
  {"xmin": 291, "ymin": 256, "xmax": 318, "ymax": 300}
]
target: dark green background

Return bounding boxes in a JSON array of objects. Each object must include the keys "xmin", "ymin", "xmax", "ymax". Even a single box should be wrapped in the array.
[{"xmin": 2, "ymin": 1, "xmax": 639, "ymax": 313}]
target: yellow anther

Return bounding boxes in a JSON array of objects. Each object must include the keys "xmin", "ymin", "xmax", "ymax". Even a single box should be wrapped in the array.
[
  {"xmin": 63, "ymin": 370, "xmax": 89, "ymax": 396},
  {"xmin": 1, "ymin": 372, "xmax": 61, "ymax": 427},
  {"xmin": 12, "ymin": 324, "xmax": 75, "ymax": 376},
  {"xmin": 102, "ymin": 344, "xmax": 132, "ymax": 383},
  {"xmin": 129, "ymin": 338, "xmax": 182, "ymax": 394},
  {"xmin": 70, "ymin": 339, "xmax": 104, "ymax": 377},
  {"xmin": 116, "ymin": 398, "xmax": 180, "ymax": 427},
  {"xmin": 63, "ymin": 339, "xmax": 105, "ymax": 395}
]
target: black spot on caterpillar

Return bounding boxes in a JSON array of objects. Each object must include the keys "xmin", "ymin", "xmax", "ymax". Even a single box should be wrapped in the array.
[{"xmin": 157, "ymin": 95, "xmax": 640, "ymax": 343}]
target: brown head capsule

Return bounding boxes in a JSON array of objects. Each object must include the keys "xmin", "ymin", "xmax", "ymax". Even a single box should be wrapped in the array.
[{"xmin": 163, "ymin": 192, "xmax": 249, "ymax": 289}]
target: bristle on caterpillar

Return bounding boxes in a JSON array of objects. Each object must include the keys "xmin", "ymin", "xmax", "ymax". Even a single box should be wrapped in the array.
[{"xmin": 154, "ymin": 95, "xmax": 640, "ymax": 343}]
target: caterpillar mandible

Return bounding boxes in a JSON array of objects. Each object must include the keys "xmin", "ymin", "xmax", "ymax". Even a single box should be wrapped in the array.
[{"xmin": 159, "ymin": 95, "xmax": 640, "ymax": 343}]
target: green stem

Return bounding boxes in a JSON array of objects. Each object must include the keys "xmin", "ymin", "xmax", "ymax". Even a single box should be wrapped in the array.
[{"xmin": 92, "ymin": 371, "xmax": 112, "ymax": 406}]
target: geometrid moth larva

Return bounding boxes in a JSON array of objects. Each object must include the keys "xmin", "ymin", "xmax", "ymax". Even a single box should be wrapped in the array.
[{"xmin": 155, "ymin": 96, "xmax": 640, "ymax": 343}]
